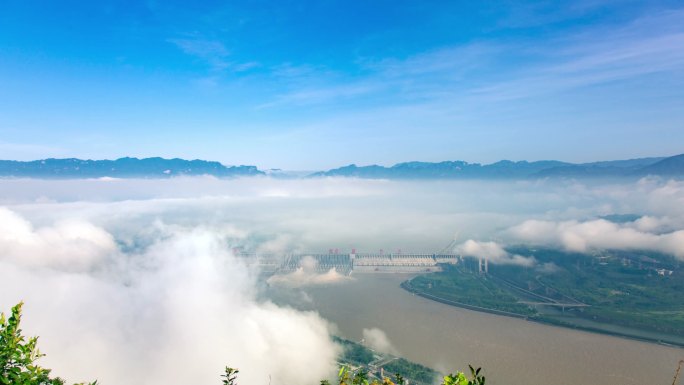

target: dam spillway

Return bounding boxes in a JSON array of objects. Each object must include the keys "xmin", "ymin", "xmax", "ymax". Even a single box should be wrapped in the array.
[{"xmin": 236, "ymin": 252, "xmax": 461, "ymax": 274}]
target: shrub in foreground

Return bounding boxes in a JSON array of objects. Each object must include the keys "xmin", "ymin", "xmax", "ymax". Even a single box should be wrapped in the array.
[
  {"xmin": 0, "ymin": 302, "xmax": 96, "ymax": 385},
  {"xmin": 2, "ymin": 302, "xmax": 485, "ymax": 385},
  {"xmin": 314, "ymin": 365, "xmax": 485, "ymax": 385}
]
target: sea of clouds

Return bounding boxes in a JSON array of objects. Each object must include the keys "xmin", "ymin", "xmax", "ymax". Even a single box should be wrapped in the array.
[{"xmin": 1, "ymin": 175, "xmax": 684, "ymax": 384}]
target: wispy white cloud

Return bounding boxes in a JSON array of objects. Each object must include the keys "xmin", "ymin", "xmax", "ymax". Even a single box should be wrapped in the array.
[
  {"xmin": 362, "ymin": 43, "xmax": 498, "ymax": 79},
  {"xmin": 170, "ymin": 38, "xmax": 228, "ymax": 58},
  {"xmin": 169, "ymin": 38, "xmax": 230, "ymax": 68},
  {"xmin": 168, "ymin": 37, "xmax": 260, "ymax": 74},
  {"xmin": 259, "ymin": 8, "xmax": 684, "ymax": 108},
  {"xmin": 257, "ymin": 82, "xmax": 381, "ymax": 109},
  {"xmin": 473, "ymin": 10, "xmax": 684, "ymax": 101},
  {"xmin": 258, "ymin": 43, "xmax": 498, "ymax": 109}
]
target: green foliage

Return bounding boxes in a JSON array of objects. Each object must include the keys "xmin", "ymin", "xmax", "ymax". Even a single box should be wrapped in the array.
[
  {"xmin": 0, "ymin": 302, "xmax": 95, "ymax": 385},
  {"xmin": 321, "ymin": 365, "xmax": 484, "ymax": 385},
  {"xmin": 440, "ymin": 366, "xmax": 485, "ymax": 385},
  {"xmin": 382, "ymin": 358, "xmax": 435, "ymax": 384},
  {"xmin": 412, "ymin": 247, "xmax": 684, "ymax": 340},
  {"xmin": 332, "ymin": 337, "xmax": 436, "ymax": 384},
  {"xmin": 220, "ymin": 367, "xmax": 239, "ymax": 385},
  {"xmin": 337, "ymin": 366, "xmax": 385, "ymax": 385},
  {"xmin": 333, "ymin": 336, "xmax": 375, "ymax": 365},
  {"xmin": 352, "ymin": 369, "xmax": 369, "ymax": 385},
  {"xmin": 393, "ymin": 373, "xmax": 404, "ymax": 385},
  {"xmin": 408, "ymin": 267, "xmax": 536, "ymax": 316}
]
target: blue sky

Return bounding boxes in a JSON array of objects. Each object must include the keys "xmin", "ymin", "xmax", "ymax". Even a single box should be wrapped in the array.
[{"xmin": 1, "ymin": 1, "xmax": 683, "ymax": 169}]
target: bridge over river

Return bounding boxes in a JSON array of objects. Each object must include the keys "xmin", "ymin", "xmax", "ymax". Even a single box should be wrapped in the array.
[{"xmin": 236, "ymin": 251, "xmax": 461, "ymax": 274}]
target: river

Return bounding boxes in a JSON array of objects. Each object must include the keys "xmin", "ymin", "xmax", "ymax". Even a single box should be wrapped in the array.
[{"xmin": 265, "ymin": 273, "xmax": 684, "ymax": 385}]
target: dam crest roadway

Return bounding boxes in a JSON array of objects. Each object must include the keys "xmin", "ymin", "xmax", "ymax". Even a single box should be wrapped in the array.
[{"xmin": 235, "ymin": 251, "xmax": 462, "ymax": 274}]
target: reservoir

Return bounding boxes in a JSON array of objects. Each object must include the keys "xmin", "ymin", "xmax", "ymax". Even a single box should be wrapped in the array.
[{"xmin": 266, "ymin": 273, "xmax": 684, "ymax": 385}]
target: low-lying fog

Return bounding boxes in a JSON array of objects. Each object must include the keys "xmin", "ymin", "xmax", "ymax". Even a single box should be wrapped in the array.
[{"xmin": 1, "ymin": 176, "xmax": 683, "ymax": 384}]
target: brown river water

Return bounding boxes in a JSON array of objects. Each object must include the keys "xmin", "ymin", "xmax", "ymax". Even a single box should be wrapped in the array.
[{"xmin": 266, "ymin": 273, "xmax": 684, "ymax": 385}]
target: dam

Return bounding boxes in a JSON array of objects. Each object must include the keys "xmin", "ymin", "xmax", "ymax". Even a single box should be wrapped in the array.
[{"xmin": 235, "ymin": 250, "xmax": 461, "ymax": 274}]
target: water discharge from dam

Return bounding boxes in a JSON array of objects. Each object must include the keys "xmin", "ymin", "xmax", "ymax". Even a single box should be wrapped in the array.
[{"xmin": 266, "ymin": 273, "xmax": 683, "ymax": 385}]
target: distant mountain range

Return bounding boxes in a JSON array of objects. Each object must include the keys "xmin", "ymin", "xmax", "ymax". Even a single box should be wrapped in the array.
[
  {"xmin": 310, "ymin": 154, "xmax": 684, "ymax": 179},
  {"xmin": 0, "ymin": 154, "xmax": 682, "ymax": 179},
  {"xmin": 0, "ymin": 157, "xmax": 263, "ymax": 178}
]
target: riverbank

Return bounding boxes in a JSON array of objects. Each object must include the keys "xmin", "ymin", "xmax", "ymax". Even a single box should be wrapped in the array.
[
  {"xmin": 401, "ymin": 277, "xmax": 684, "ymax": 348},
  {"xmin": 266, "ymin": 272, "xmax": 684, "ymax": 385}
]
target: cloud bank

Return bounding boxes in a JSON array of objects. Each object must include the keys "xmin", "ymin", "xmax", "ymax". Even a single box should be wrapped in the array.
[
  {"xmin": 0, "ymin": 207, "xmax": 115, "ymax": 271},
  {"xmin": 0, "ymin": 209, "xmax": 340, "ymax": 385},
  {"xmin": 2, "ymin": 175, "xmax": 684, "ymax": 384},
  {"xmin": 508, "ymin": 219, "xmax": 684, "ymax": 258},
  {"xmin": 267, "ymin": 256, "xmax": 353, "ymax": 288},
  {"xmin": 456, "ymin": 240, "xmax": 535, "ymax": 266}
]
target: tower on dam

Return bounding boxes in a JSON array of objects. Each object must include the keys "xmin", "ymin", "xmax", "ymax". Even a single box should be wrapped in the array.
[{"xmin": 478, "ymin": 258, "xmax": 489, "ymax": 274}]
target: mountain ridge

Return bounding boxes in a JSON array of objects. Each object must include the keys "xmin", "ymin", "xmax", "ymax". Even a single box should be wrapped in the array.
[
  {"xmin": 0, "ymin": 157, "xmax": 263, "ymax": 178},
  {"xmin": 0, "ymin": 154, "xmax": 681, "ymax": 179},
  {"xmin": 310, "ymin": 155, "xmax": 678, "ymax": 179}
]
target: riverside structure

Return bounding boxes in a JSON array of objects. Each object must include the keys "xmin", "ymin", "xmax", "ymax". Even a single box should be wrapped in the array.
[{"xmin": 236, "ymin": 251, "xmax": 461, "ymax": 274}]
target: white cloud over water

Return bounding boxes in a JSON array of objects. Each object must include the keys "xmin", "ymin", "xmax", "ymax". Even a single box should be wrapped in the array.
[
  {"xmin": 0, "ymin": 207, "xmax": 115, "ymax": 271},
  {"xmin": 362, "ymin": 327, "xmax": 398, "ymax": 356},
  {"xmin": 508, "ymin": 219, "xmax": 684, "ymax": 258},
  {"xmin": 2, "ymin": 175, "xmax": 684, "ymax": 384},
  {"xmin": 267, "ymin": 256, "xmax": 353, "ymax": 288},
  {"xmin": 0, "ymin": 209, "xmax": 340, "ymax": 385}
]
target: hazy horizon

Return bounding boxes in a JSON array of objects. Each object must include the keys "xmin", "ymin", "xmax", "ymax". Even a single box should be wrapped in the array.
[{"xmin": 0, "ymin": 152, "xmax": 681, "ymax": 170}]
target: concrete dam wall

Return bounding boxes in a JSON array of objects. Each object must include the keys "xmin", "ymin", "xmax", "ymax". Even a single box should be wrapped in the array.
[{"xmin": 237, "ymin": 252, "xmax": 460, "ymax": 274}]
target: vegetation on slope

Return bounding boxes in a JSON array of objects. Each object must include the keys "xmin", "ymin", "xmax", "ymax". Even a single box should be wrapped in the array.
[
  {"xmin": 407, "ymin": 247, "xmax": 684, "ymax": 342},
  {"xmin": 1, "ymin": 302, "xmax": 485, "ymax": 385},
  {"xmin": 333, "ymin": 336, "xmax": 437, "ymax": 385},
  {"xmin": 0, "ymin": 302, "xmax": 96, "ymax": 385},
  {"xmin": 406, "ymin": 267, "xmax": 535, "ymax": 316}
]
